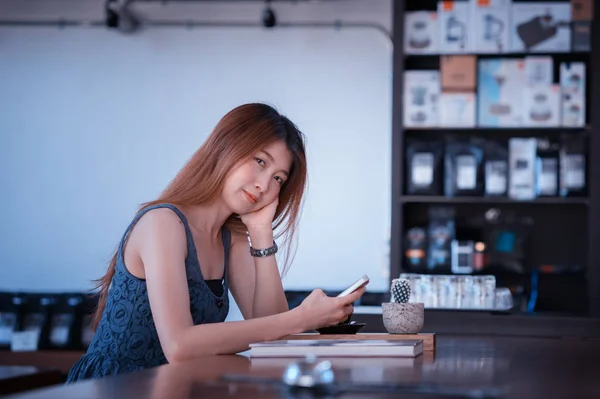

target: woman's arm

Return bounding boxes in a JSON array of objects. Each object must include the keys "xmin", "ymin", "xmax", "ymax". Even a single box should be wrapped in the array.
[
  {"xmin": 227, "ymin": 232, "xmax": 256, "ymax": 319},
  {"xmin": 134, "ymin": 208, "xmax": 361, "ymax": 363},
  {"xmin": 232, "ymin": 197, "xmax": 295, "ymax": 319},
  {"xmin": 228, "ymin": 228, "xmax": 289, "ymax": 320}
]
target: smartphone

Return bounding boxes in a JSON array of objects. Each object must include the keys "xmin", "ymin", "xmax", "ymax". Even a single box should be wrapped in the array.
[{"xmin": 337, "ymin": 275, "xmax": 370, "ymax": 298}]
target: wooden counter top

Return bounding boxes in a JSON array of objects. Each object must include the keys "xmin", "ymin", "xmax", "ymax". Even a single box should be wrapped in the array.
[{"xmin": 4, "ymin": 335, "xmax": 600, "ymax": 398}]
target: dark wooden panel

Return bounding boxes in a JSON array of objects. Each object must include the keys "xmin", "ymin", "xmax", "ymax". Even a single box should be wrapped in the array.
[
  {"xmin": 588, "ymin": 0, "xmax": 600, "ymax": 317},
  {"xmin": 0, "ymin": 350, "xmax": 84, "ymax": 375},
  {"xmin": 355, "ymin": 310, "xmax": 600, "ymax": 338},
  {"xmin": 0, "ymin": 366, "xmax": 63, "ymax": 396},
  {"xmin": 389, "ymin": 0, "xmax": 406, "ymax": 289}
]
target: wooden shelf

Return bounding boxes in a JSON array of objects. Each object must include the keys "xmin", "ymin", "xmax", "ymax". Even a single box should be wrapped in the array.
[{"xmin": 400, "ymin": 196, "xmax": 589, "ymax": 205}]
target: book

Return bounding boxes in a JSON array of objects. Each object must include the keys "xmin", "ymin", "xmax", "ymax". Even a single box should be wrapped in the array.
[{"xmin": 248, "ymin": 339, "xmax": 423, "ymax": 358}]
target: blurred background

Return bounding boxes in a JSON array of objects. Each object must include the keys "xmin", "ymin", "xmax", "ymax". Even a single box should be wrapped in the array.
[
  {"xmin": 0, "ymin": 0, "xmax": 393, "ymax": 322},
  {"xmin": 0, "ymin": 0, "xmax": 599, "ymax": 376}
]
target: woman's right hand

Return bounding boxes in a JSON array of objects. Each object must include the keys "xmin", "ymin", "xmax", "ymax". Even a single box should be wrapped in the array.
[{"xmin": 297, "ymin": 287, "xmax": 366, "ymax": 331}]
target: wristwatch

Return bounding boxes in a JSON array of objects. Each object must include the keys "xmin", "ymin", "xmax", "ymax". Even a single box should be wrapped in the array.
[{"xmin": 250, "ymin": 241, "xmax": 278, "ymax": 257}]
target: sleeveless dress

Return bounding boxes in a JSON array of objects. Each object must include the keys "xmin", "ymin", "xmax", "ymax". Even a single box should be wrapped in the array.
[{"xmin": 66, "ymin": 204, "xmax": 230, "ymax": 383}]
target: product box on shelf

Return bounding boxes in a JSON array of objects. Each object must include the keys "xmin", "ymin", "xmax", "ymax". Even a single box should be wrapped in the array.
[
  {"xmin": 438, "ymin": 0, "xmax": 470, "ymax": 53},
  {"xmin": 405, "ymin": 138, "xmax": 444, "ymax": 195},
  {"xmin": 523, "ymin": 84, "xmax": 561, "ymax": 127},
  {"xmin": 404, "ymin": 11, "xmax": 438, "ymax": 54},
  {"xmin": 444, "ymin": 137, "xmax": 485, "ymax": 197},
  {"xmin": 478, "ymin": 58, "xmax": 525, "ymax": 127},
  {"xmin": 571, "ymin": 0, "xmax": 593, "ymax": 51},
  {"xmin": 484, "ymin": 140, "xmax": 509, "ymax": 197},
  {"xmin": 439, "ymin": 93, "xmax": 476, "ymax": 127},
  {"xmin": 510, "ymin": 2, "xmax": 572, "ymax": 53},
  {"xmin": 509, "ymin": 137, "xmax": 537, "ymax": 200},
  {"xmin": 559, "ymin": 134, "xmax": 587, "ymax": 197},
  {"xmin": 572, "ymin": 21, "xmax": 591, "ymax": 52},
  {"xmin": 535, "ymin": 138, "xmax": 560, "ymax": 197},
  {"xmin": 470, "ymin": 0, "xmax": 511, "ymax": 53},
  {"xmin": 560, "ymin": 62, "xmax": 586, "ymax": 127},
  {"xmin": 524, "ymin": 56, "xmax": 553, "ymax": 85},
  {"xmin": 403, "ymin": 70, "xmax": 440, "ymax": 128},
  {"xmin": 427, "ymin": 206, "xmax": 455, "ymax": 273},
  {"xmin": 572, "ymin": 0, "xmax": 594, "ymax": 21},
  {"xmin": 441, "ymin": 55, "xmax": 477, "ymax": 91}
]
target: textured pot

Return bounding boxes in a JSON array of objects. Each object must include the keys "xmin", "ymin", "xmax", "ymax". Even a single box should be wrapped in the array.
[{"xmin": 382, "ymin": 302, "xmax": 424, "ymax": 334}]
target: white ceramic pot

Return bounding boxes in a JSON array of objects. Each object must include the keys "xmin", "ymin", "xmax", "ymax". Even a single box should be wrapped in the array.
[{"xmin": 382, "ymin": 302, "xmax": 425, "ymax": 334}]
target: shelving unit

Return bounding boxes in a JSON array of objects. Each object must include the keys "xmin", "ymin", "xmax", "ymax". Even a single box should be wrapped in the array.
[{"xmin": 390, "ymin": 0, "xmax": 600, "ymax": 317}]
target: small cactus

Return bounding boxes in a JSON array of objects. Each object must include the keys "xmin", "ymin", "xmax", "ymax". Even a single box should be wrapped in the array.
[{"xmin": 391, "ymin": 278, "xmax": 411, "ymax": 303}]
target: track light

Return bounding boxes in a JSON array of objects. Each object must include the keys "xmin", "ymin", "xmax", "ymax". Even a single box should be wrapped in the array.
[
  {"xmin": 105, "ymin": 0, "xmax": 119, "ymax": 28},
  {"xmin": 105, "ymin": 0, "xmax": 140, "ymax": 33},
  {"xmin": 262, "ymin": 0, "xmax": 276, "ymax": 28}
]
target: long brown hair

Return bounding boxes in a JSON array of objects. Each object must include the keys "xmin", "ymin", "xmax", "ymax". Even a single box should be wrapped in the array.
[{"xmin": 91, "ymin": 103, "xmax": 308, "ymax": 330}]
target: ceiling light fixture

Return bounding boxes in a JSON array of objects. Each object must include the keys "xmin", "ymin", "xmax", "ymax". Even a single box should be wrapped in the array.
[{"xmin": 262, "ymin": 0, "xmax": 276, "ymax": 28}]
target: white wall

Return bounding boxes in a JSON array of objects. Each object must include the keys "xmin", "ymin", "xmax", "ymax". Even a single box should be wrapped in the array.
[{"xmin": 0, "ymin": 0, "xmax": 393, "ymax": 319}]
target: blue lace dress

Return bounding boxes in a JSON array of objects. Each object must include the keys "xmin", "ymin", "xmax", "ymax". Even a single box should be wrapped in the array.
[{"xmin": 66, "ymin": 204, "xmax": 230, "ymax": 382}]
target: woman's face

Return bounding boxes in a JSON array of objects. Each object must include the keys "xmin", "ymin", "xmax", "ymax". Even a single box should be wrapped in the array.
[{"xmin": 222, "ymin": 140, "xmax": 293, "ymax": 215}]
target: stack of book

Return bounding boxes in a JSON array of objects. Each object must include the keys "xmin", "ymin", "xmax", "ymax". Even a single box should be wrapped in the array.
[{"xmin": 248, "ymin": 339, "xmax": 424, "ymax": 358}]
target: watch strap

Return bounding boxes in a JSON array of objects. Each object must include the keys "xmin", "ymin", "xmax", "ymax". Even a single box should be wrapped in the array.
[{"xmin": 250, "ymin": 241, "xmax": 278, "ymax": 257}]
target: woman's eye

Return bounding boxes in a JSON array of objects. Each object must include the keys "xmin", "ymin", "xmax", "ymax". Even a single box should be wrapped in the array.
[
  {"xmin": 274, "ymin": 176, "xmax": 284, "ymax": 184},
  {"xmin": 255, "ymin": 158, "xmax": 265, "ymax": 166}
]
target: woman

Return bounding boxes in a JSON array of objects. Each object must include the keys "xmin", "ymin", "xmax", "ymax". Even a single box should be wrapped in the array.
[{"xmin": 67, "ymin": 103, "xmax": 365, "ymax": 382}]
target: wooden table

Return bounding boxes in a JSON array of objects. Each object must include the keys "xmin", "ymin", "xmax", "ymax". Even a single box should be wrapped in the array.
[
  {"xmin": 4, "ymin": 335, "xmax": 600, "ymax": 398},
  {"xmin": 0, "ymin": 365, "xmax": 63, "ymax": 396}
]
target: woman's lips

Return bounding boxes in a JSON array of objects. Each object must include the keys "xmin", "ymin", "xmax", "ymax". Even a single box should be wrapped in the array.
[{"xmin": 243, "ymin": 190, "xmax": 258, "ymax": 204}]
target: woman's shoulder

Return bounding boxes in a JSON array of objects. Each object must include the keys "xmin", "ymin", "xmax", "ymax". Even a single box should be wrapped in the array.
[
  {"xmin": 127, "ymin": 206, "xmax": 189, "ymax": 253},
  {"xmin": 137, "ymin": 206, "xmax": 186, "ymax": 228}
]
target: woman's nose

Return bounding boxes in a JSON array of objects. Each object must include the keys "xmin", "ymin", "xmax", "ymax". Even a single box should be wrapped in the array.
[{"xmin": 255, "ymin": 174, "xmax": 271, "ymax": 194}]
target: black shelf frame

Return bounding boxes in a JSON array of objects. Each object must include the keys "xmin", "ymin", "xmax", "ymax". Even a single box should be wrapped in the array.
[
  {"xmin": 400, "ymin": 196, "xmax": 590, "ymax": 205},
  {"xmin": 405, "ymin": 52, "xmax": 592, "ymax": 58},
  {"xmin": 390, "ymin": 0, "xmax": 600, "ymax": 317},
  {"xmin": 404, "ymin": 127, "xmax": 590, "ymax": 132}
]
